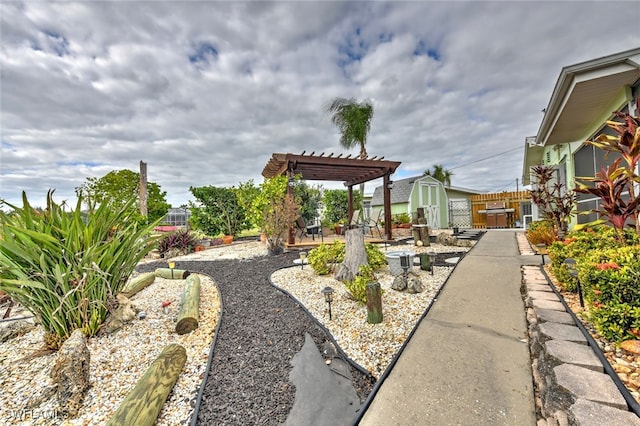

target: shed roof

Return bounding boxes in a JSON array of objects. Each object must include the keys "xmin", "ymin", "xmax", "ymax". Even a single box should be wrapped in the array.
[{"xmin": 370, "ymin": 175, "xmax": 483, "ymax": 206}]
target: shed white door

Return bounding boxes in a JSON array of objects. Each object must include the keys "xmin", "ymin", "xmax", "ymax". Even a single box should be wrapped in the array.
[{"xmin": 418, "ymin": 182, "xmax": 441, "ymax": 228}]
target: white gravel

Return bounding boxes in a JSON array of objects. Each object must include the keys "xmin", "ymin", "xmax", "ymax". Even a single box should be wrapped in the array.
[{"xmin": 0, "ymin": 238, "xmax": 471, "ymax": 424}]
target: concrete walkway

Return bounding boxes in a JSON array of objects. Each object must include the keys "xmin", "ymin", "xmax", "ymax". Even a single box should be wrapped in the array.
[{"xmin": 358, "ymin": 230, "xmax": 537, "ymax": 425}]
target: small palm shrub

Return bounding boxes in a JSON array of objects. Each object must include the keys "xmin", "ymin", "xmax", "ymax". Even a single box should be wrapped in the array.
[
  {"xmin": 0, "ymin": 191, "xmax": 159, "ymax": 349},
  {"xmin": 158, "ymin": 229, "xmax": 197, "ymax": 255}
]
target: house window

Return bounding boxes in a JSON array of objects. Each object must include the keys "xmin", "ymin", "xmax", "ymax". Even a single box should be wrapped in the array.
[{"xmin": 573, "ymin": 126, "xmax": 624, "ymax": 224}]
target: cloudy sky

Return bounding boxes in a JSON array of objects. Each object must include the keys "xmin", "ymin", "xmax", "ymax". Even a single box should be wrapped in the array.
[{"xmin": 2, "ymin": 1, "xmax": 640, "ymax": 209}]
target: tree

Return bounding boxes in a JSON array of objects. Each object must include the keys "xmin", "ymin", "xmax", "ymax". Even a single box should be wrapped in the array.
[
  {"xmin": 76, "ymin": 169, "xmax": 170, "ymax": 224},
  {"xmin": 326, "ymin": 97, "xmax": 374, "ymax": 159},
  {"xmin": 189, "ymin": 185, "xmax": 248, "ymax": 237},
  {"xmin": 326, "ymin": 97, "xmax": 374, "ymax": 196},
  {"xmin": 323, "ymin": 189, "xmax": 362, "ymax": 224},
  {"xmin": 424, "ymin": 164, "xmax": 454, "ymax": 187}
]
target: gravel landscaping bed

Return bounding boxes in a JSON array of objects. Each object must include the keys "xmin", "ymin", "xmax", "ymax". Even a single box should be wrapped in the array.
[{"xmin": 137, "ymin": 252, "xmax": 376, "ymax": 425}]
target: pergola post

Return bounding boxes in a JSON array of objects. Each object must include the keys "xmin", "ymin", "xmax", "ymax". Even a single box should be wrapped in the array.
[
  {"xmin": 383, "ymin": 173, "xmax": 392, "ymax": 241},
  {"xmin": 287, "ymin": 171, "xmax": 296, "ymax": 245},
  {"xmin": 347, "ymin": 185, "xmax": 354, "ymax": 227}
]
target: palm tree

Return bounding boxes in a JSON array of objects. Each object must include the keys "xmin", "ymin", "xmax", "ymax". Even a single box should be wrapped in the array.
[
  {"xmin": 326, "ymin": 98, "xmax": 374, "ymax": 203},
  {"xmin": 326, "ymin": 97, "xmax": 374, "ymax": 159},
  {"xmin": 424, "ymin": 164, "xmax": 454, "ymax": 187}
]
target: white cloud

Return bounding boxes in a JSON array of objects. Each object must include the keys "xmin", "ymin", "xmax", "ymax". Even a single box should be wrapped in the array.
[{"xmin": 1, "ymin": 1, "xmax": 639, "ymax": 209}]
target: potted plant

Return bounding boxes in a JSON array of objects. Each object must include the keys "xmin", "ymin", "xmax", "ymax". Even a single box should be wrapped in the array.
[{"xmin": 262, "ymin": 195, "xmax": 298, "ymax": 255}]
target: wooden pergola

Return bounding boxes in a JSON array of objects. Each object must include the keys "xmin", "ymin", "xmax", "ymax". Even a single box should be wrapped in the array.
[{"xmin": 262, "ymin": 152, "xmax": 401, "ymax": 241}]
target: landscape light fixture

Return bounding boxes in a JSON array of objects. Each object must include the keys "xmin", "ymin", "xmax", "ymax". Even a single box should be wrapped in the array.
[
  {"xmin": 299, "ymin": 251, "xmax": 307, "ymax": 270},
  {"xmin": 400, "ymin": 253, "xmax": 411, "ymax": 277},
  {"xmin": 564, "ymin": 258, "xmax": 584, "ymax": 307},
  {"xmin": 168, "ymin": 261, "xmax": 176, "ymax": 279},
  {"xmin": 536, "ymin": 243, "xmax": 547, "ymax": 265},
  {"xmin": 386, "ymin": 180, "xmax": 394, "ymax": 190},
  {"xmin": 427, "ymin": 251, "xmax": 437, "ymax": 275},
  {"xmin": 321, "ymin": 286, "xmax": 334, "ymax": 320}
]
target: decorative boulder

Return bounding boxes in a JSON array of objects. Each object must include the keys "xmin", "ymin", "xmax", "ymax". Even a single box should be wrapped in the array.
[
  {"xmin": 99, "ymin": 294, "xmax": 137, "ymax": 335},
  {"xmin": 50, "ymin": 329, "xmax": 90, "ymax": 417},
  {"xmin": 0, "ymin": 319, "xmax": 35, "ymax": 343},
  {"xmin": 407, "ymin": 277, "xmax": 424, "ymax": 293},
  {"xmin": 435, "ymin": 232, "xmax": 457, "ymax": 246},
  {"xmin": 391, "ymin": 276, "xmax": 407, "ymax": 291}
]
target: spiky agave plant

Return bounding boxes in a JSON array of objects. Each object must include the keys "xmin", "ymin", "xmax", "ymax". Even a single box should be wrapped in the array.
[{"xmin": 0, "ymin": 191, "xmax": 160, "ymax": 348}]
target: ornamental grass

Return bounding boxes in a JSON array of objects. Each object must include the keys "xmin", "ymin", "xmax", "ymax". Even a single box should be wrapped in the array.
[{"xmin": 0, "ymin": 191, "xmax": 159, "ymax": 349}]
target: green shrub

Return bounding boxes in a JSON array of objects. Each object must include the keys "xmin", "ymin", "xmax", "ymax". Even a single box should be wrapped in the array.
[
  {"xmin": 365, "ymin": 243, "xmax": 387, "ymax": 270},
  {"xmin": 547, "ymin": 225, "xmax": 638, "ymax": 292},
  {"xmin": 526, "ymin": 220, "xmax": 555, "ymax": 246},
  {"xmin": 580, "ymin": 245, "xmax": 640, "ymax": 342},
  {"xmin": 0, "ymin": 191, "xmax": 159, "ymax": 349},
  {"xmin": 308, "ymin": 241, "xmax": 345, "ymax": 275},
  {"xmin": 308, "ymin": 241, "xmax": 386, "ymax": 275},
  {"xmin": 344, "ymin": 264, "xmax": 377, "ymax": 304},
  {"xmin": 588, "ymin": 303, "xmax": 640, "ymax": 342}
]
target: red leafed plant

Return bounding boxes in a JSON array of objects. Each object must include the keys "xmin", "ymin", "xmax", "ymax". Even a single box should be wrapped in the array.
[{"xmin": 575, "ymin": 111, "xmax": 640, "ymax": 239}]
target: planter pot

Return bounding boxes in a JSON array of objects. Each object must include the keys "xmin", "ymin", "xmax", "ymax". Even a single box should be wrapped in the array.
[
  {"xmin": 386, "ymin": 251, "xmax": 415, "ymax": 276},
  {"xmin": 194, "ymin": 245, "xmax": 205, "ymax": 252},
  {"xmin": 222, "ymin": 235, "xmax": 233, "ymax": 244},
  {"xmin": 260, "ymin": 233, "xmax": 267, "ymax": 243}
]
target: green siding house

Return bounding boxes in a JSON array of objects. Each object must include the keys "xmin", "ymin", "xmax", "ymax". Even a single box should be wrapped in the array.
[{"xmin": 522, "ymin": 47, "xmax": 640, "ymax": 228}]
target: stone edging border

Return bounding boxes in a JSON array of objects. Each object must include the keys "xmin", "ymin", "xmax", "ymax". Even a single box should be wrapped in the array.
[{"xmin": 521, "ymin": 265, "xmax": 640, "ymax": 425}]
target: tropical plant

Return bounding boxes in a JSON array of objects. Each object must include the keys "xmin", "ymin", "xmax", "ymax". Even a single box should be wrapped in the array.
[
  {"xmin": 326, "ymin": 97, "xmax": 374, "ymax": 159},
  {"xmin": 575, "ymin": 160, "xmax": 639, "ymax": 241},
  {"xmin": 189, "ymin": 185, "xmax": 248, "ymax": 237},
  {"xmin": 326, "ymin": 97, "xmax": 374, "ymax": 195},
  {"xmin": 424, "ymin": 164, "xmax": 454, "ymax": 187},
  {"xmin": 530, "ymin": 165, "xmax": 576, "ymax": 238},
  {"xmin": 235, "ymin": 179, "xmax": 261, "ymax": 229},
  {"xmin": 157, "ymin": 229, "xmax": 197, "ymax": 255},
  {"xmin": 0, "ymin": 191, "xmax": 159, "ymax": 349},
  {"xmin": 75, "ymin": 169, "xmax": 170, "ymax": 225},
  {"xmin": 575, "ymin": 112, "xmax": 640, "ymax": 238}
]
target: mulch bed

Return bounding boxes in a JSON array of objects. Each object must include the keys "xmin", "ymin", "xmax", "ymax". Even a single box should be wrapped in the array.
[{"xmin": 137, "ymin": 252, "xmax": 375, "ymax": 425}]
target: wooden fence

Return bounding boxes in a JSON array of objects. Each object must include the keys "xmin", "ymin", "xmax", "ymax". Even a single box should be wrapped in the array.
[{"xmin": 470, "ymin": 191, "xmax": 532, "ymax": 229}]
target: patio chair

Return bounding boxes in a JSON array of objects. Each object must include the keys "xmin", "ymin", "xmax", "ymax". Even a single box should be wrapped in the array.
[
  {"xmin": 297, "ymin": 216, "xmax": 323, "ymax": 242},
  {"xmin": 364, "ymin": 210, "xmax": 383, "ymax": 238}
]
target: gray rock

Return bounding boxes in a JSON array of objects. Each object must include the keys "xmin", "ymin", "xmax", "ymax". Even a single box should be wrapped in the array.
[
  {"xmin": 0, "ymin": 318, "xmax": 35, "ymax": 343},
  {"xmin": 50, "ymin": 329, "xmax": 90, "ymax": 417},
  {"xmin": 407, "ymin": 277, "xmax": 424, "ymax": 293},
  {"xmin": 391, "ymin": 276, "xmax": 407, "ymax": 291}
]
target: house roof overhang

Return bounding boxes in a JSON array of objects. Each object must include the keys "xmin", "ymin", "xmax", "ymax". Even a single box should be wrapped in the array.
[
  {"xmin": 522, "ymin": 141, "xmax": 544, "ymax": 185},
  {"xmin": 261, "ymin": 152, "xmax": 401, "ymax": 187},
  {"xmin": 535, "ymin": 48, "xmax": 640, "ymax": 147}
]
